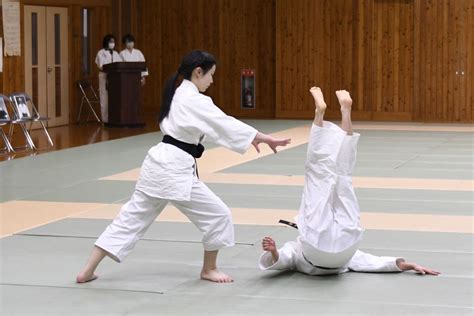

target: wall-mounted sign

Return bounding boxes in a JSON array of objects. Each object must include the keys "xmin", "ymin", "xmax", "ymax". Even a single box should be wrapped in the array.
[
  {"xmin": 241, "ymin": 69, "xmax": 255, "ymax": 109},
  {"xmin": 2, "ymin": 0, "xmax": 21, "ymax": 56}
]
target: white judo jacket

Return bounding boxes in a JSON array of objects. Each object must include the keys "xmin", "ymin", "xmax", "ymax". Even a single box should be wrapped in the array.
[
  {"xmin": 135, "ymin": 79, "xmax": 258, "ymax": 201},
  {"xmin": 259, "ymin": 236, "xmax": 404, "ymax": 276}
]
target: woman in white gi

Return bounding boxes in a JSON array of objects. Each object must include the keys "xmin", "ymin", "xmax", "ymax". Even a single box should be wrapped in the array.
[
  {"xmin": 259, "ymin": 87, "xmax": 440, "ymax": 276},
  {"xmin": 95, "ymin": 34, "xmax": 122, "ymax": 123},
  {"xmin": 119, "ymin": 34, "xmax": 148, "ymax": 85},
  {"xmin": 77, "ymin": 50, "xmax": 291, "ymax": 284}
]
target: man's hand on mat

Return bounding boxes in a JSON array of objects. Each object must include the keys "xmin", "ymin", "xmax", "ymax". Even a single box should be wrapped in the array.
[
  {"xmin": 397, "ymin": 260, "xmax": 441, "ymax": 275},
  {"xmin": 252, "ymin": 132, "xmax": 291, "ymax": 154},
  {"xmin": 262, "ymin": 237, "xmax": 280, "ymax": 264},
  {"xmin": 262, "ymin": 237, "xmax": 277, "ymax": 252}
]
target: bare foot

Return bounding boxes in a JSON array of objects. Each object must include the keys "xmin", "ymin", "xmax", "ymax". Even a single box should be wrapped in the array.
[
  {"xmin": 200, "ymin": 269, "xmax": 234, "ymax": 283},
  {"xmin": 76, "ymin": 271, "xmax": 98, "ymax": 283},
  {"xmin": 335, "ymin": 90, "xmax": 352, "ymax": 114},
  {"xmin": 309, "ymin": 87, "xmax": 327, "ymax": 114}
]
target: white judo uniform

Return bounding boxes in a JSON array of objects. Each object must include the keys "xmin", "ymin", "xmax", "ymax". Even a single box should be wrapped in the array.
[
  {"xmin": 95, "ymin": 79, "xmax": 258, "ymax": 262},
  {"xmin": 119, "ymin": 48, "xmax": 149, "ymax": 77},
  {"xmin": 95, "ymin": 48, "xmax": 122, "ymax": 123},
  {"xmin": 259, "ymin": 122, "xmax": 404, "ymax": 275}
]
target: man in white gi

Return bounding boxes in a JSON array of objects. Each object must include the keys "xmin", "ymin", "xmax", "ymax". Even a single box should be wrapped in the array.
[
  {"xmin": 259, "ymin": 87, "xmax": 440, "ymax": 276},
  {"xmin": 119, "ymin": 34, "xmax": 148, "ymax": 85},
  {"xmin": 95, "ymin": 34, "xmax": 122, "ymax": 123},
  {"xmin": 77, "ymin": 50, "xmax": 291, "ymax": 284}
]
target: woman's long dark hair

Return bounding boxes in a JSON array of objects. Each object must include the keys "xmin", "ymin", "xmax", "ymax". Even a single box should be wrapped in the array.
[{"xmin": 158, "ymin": 50, "xmax": 217, "ymax": 123}]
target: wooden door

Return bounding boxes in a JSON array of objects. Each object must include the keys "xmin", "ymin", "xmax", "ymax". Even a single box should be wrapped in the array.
[{"xmin": 24, "ymin": 5, "xmax": 69, "ymax": 127}]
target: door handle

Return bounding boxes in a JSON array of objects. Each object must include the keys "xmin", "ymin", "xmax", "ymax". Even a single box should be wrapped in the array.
[{"xmin": 47, "ymin": 67, "xmax": 53, "ymax": 72}]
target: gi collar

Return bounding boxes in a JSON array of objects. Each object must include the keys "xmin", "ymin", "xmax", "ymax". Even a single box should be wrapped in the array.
[{"xmin": 181, "ymin": 79, "xmax": 199, "ymax": 93}]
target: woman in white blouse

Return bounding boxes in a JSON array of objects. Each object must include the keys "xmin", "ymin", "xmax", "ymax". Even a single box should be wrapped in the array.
[
  {"xmin": 77, "ymin": 50, "xmax": 291, "ymax": 284},
  {"xmin": 95, "ymin": 34, "xmax": 121, "ymax": 123},
  {"xmin": 119, "ymin": 34, "xmax": 148, "ymax": 85}
]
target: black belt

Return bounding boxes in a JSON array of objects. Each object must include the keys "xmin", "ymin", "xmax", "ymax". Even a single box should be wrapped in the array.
[
  {"xmin": 279, "ymin": 219, "xmax": 339, "ymax": 270},
  {"xmin": 162, "ymin": 135, "xmax": 205, "ymax": 177},
  {"xmin": 302, "ymin": 253, "xmax": 340, "ymax": 270},
  {"xmin": 162, "ymin": 135, "xmax": 205, "ymax": 158}
]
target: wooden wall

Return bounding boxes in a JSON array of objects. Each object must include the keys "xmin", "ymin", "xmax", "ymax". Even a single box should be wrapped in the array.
[
  {"xmin": 276, "ymin": 0, "xmax": 473, "ymax": 122},
  {"xmin": 414, "ymin": 0, "xmax": 473, "ymax": 122},
  {"xmin": 134, "ymin": 0, "xmax": 276, "ymax": 118},
  {"xmin": 2, "ymin": 0, "xmax": 472, "ymax": 124}
]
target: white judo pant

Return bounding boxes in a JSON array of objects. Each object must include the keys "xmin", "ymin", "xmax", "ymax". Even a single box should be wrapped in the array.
[
  {"xmin": 296, "ymin": 121, "xmax": 363, "ymax": 254},
  {"xmin": 95, "ymin": 178, "xmax": 234, "ymax": 263},
  {"xmin": 98, "ymin": 72, "xmax": 108, "ymax": 123}
]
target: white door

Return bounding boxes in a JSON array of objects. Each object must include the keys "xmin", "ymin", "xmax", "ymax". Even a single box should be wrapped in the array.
[{"xmin": 24, "ymin": 5, "xmax": 69, "ymax": 127}]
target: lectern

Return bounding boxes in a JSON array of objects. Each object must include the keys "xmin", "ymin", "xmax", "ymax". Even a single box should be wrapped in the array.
[{"xmin": 103, "ymin": 62, "xmax": 147, "ymax": 127}]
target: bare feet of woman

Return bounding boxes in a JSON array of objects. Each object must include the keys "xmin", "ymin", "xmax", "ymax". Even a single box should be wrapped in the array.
[
  {"xmin": 309, "ymin": 87, "xmax": 327, "ymax": 127},
  {"xmin": 335, "ymin": 90, "xmax": 352, "ymax": 114},
  {"xmin": 200, "ymin": 269, "xmax": 234, "ymax": 283},
  {"xmin": 76, "ymin": 270, "xmax": 98, "ymax": 283}
]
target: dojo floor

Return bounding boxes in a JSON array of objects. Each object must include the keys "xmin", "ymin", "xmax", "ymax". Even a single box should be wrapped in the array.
[{"xmin": 1, "ymin": 120, "xmax": 473, "ymax": 315}]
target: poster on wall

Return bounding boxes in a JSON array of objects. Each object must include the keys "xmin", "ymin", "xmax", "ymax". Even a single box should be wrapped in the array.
[{"xmin": 2, "ymin": 0, "xmax": 21, "ymax": 56}]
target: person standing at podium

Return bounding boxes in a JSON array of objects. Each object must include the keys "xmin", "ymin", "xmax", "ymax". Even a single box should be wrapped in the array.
[
  {"xmin": 119, "ymin": 34, "xmax": 149, "ymax": 85},
  {"xmin": 95, "ymin": 34, "xmax": 122, "ymax": 123}
]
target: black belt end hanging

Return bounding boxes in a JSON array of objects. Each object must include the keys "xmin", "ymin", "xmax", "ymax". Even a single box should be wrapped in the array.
[{"xmin": 279, "ymin": 219, "xmax": 298, "ymax": 229}]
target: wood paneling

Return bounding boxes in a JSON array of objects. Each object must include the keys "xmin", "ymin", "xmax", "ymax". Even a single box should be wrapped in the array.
[
  {"xmin": 3, "ymin": 0, "xmax": 472, "ymax": 124},
  {"xmin": 135, "ymin": 0, "xmax": 276, "ymax": 118},
  {"xmin": 276, "ymin": 0, "xmax": 415, "ymax": 121},
  {"xmin": 276, "ymin": 0, "xmax": 471, "ymax": 122},
  {"xmin": 415, "ymin": 0, "xmax": 473, "ymax": 122}
]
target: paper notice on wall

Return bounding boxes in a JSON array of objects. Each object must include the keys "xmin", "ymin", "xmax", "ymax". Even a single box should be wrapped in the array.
[
  {"xmin": 2, "ymin": 0, "xmax": 21, "ymax": 56},
  {"xmin": 0, "ymin": 38, "xmax": 3, "ymax": 72}
]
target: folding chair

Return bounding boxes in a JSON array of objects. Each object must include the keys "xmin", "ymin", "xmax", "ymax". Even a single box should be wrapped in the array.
[
  {"xmin": 76, "ymin": 79, "xmax": 101, "ymax": 123},
  {"xmin": 0, "ymin": 94, "xmax": 36, "ymax": 152},
  {"xmin": 0, "ymin": 96, "xmax": 15, "ymax": 154},
  {"xmin": 9, "ymin": 92, "xmax": 54, "ymax": 150}
]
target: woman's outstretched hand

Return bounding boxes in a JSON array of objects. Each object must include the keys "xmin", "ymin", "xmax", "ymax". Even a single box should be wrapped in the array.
[{"xmin": 252, "ymin": 132, "xmax": 291, "ymax": 154}]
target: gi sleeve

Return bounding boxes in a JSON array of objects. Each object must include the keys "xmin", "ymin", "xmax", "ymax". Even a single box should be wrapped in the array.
[
  {"xmin": 348, "ymin": 250, "xmax": 405, "ymax": 273},
  {"xmin": 190, "ymin": 96, "xmax": 258, "ymax": 154},
  {"xmin": 258, "ymin": 241, "xmax": 299, "ymax": 271}
]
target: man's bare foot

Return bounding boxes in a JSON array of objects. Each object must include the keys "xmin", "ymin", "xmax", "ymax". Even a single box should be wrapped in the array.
[
  {"xmin": 335, "ymin": 90, "xmax": 352, "ymax": 114},
  {"xmin": 76, "ymin": 271, "xmax": 98, "ymax": 283},
  {"xmin": 309, "ymin": 87, "xmax": 327, "ymax": 114},
  {"xmin": 200, "ymin": 269, "xmax": 234, "ymax": 283}
]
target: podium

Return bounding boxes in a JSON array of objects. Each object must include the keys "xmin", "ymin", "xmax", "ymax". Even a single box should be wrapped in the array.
[{"xmin": 103, "ymin": 62, "xmax": 147, "ymax": 127}]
